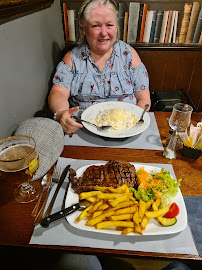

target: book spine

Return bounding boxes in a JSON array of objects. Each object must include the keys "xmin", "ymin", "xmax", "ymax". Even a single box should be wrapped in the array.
[
  {"xmin": 118, "ymin": 2, "xmax": 126, "ymax": 41},
  {"xmin": 67, "ymin": 9, "xmax": 76, "ymax": 41},
  {"xmin": 139, "ymin": 4, "xmax": 148, "ymax": 42},
  {"xmin": 149, "ymin": 10, "xmax": 158, "ymax": 43},
  {"xmin": 143, "ymin": 10, "xmax": 154, "ymax": 42},
  {"xmin": 123, "ymin": 11, "xmax": 129, "ymax": 43},
  {"xmin": 164, "ymin": 10, "xmax": 173, "ymax": 43},
  {"xmin": 136, "ymin": 4, "xmax": 144, "ymax": 42},
  {"xmin": 199, "ymin": 30, "xmax": 202, "ymax": 43},
  {"xmin": 173, "ymin": 11, "xmax": 179, "ymax": 43},
  {"xmin": 192, "ymin": 4, "xmax": 202, "ymax": 43},
  {"xmin": 168, "ymin": 10, "xmax": 176, "ymax": 43},
  {"xmin": 74, "ymin": 10, "xmax": 78, "ymax": 41},
  {"xmin": 159, "ymin": 11, "xmax": 169, "ymax": 43},
  {"xmin": 127, "ymin": 3, "xmax": 140, "ymax": 43},
  {"xmin": 63, "ymin": 3, "xmax": 69, "ymax": 41},
  {"xmin": 178, "ymin": 3, "xmax": 193, "ymax": 43},
  {"xmin": 186, "ymin": 2, "xmax": 201, "ymax": 43},
  {"xmin": 153, "ymin": 10, "xmax": 164, "ymax": 43}
]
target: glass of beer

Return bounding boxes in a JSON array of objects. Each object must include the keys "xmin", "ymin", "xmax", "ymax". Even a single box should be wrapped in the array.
[{"xmin": 0, "ymin": 135, "xmax": 41, "ymax": 203}]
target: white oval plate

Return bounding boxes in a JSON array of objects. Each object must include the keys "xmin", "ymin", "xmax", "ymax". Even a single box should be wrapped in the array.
[
  {"xmin": 81, "ymin": 102, "xmax": 150, "ymax": 138},
  {"xmin": 66, "ymin": 163, "xmax": 187, "ymax": 236}
]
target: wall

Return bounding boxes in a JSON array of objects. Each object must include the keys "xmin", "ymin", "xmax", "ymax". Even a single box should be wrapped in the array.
[
  {"xmin": 136, "ymin": 49, "xmax": 202, "ymax": 112},
  {"xmin": 0, "ymin": 0, "xmax": 65, "ymax": 140}
]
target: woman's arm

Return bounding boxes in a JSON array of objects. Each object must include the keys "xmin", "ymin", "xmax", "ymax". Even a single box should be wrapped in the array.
[
  {"xmin": 131, "ymin": 47, "xmax": 151, "ymax": 111},
  {"xmin": 48, "ymin": 50, "xmax": 83, "ymax": 134},
  {"xmin": 48, "ymin": 84, "xmax": 83, "ymax": 134},
  {"xmin": 135, "ymin": 88, "xmax": 151, "ymax": 111}
]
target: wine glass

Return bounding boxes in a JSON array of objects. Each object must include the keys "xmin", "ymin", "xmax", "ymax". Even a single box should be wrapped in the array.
[
  {"xmin": 163, "ymin": 103, "xmax": 193, "ymax": 159},
  {"xmin": 0, "ymin": 135, "xmax": 41, "ymax": 203},
  {"xmin": 169, "ymin": 103, "xmax": 193, "ymax": 133}
]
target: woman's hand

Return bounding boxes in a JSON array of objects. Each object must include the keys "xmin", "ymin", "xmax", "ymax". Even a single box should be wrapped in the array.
[{"xmin": 56, "ymin": 106, "xmax": 83, "ymax": 134}]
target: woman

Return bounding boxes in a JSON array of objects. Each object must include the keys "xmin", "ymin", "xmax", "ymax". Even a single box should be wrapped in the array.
[{"xmin": 48, "ymin": 0, "xmax": 151, "ymax": 134}]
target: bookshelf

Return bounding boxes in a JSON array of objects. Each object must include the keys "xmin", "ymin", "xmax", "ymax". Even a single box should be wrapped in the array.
[
  {"xmin": 60, "ymin": 0, "xmax": 202, "ymax": 111},
  {"xmin": 61, "ymin": 0, "xmax": 202, "ymax": 49}
]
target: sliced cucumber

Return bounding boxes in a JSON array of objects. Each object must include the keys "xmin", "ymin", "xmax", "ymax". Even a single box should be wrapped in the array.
[{"xmin": 158, "ymin": 216, "xmax": 177, "ymax": 227}]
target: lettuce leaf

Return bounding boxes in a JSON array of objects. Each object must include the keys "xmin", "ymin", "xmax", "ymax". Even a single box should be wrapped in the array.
[
  {"xmin": 131, "ymin": 168, "xmax": 181, "ymax": 205},
  {"xmin": 160, "ymin": 169, "xmax": 182, "ymax": 207}
]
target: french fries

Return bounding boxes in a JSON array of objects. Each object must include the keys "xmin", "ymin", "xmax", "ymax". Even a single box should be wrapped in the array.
[{"xmin": 75, "ymin": 185, "xmax": 175, "ymax": 235}]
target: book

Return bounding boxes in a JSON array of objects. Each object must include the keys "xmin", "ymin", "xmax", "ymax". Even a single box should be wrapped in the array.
[
  {"xmin": 168, "ymin": 10, "xmax": 176, "ymax": 43},
  {"xmin": 149, "ymin": 10, "xmax": 158, "ymax": 43},
  {"xmin": 136, "ymin": 4, "xmax": 144, "ymax": 42},
  {"xmin": 118, "ymin": 2, "xmax": 126, "ymax": 40},
  {"xmin": 143, "ymin": 10, "xmax": 154, "ymax": 42},
  {"xmin": 173, "ymin": 11, "xmax": 179, "ymax": 43},
  {"xmin": 153, "ymin": 10, "xmax": 164, "ymax": 43},
  {"xmin": 178, "ymin": 3, "xmax": 193, "ymax": 43},
  {"xmin": 192, "ymin": 4, "xmax": 202, "ymax": 43},
  {"xmin": 63, "ymin": 3, "xmax": 69, "ymax": 41},
  {"xmin": 139, "ymin": 4, "xmax": 148, "ymax": 42},
  {"xmin": 159, "ymin": 11, "xmax": 169, "ymax": 43},
  {"xmin": 164, "ymin": 10, "xmax": 173, "ymax": 43},
  {"xmin": 127, "ymin": 2, "xmax": 140, "ymax": 43},
  {"xmin": 123, "ymin": 11, "xmax": 129, "ymax": 43},
  {"xmin": 67, "ymin": 9, "xmax": 76, "ymax": 41},
  {"xmin": 199, "ymin": 30, "xmax": 202, "ymax": 43},
  {"xmin": 186, "ymin": 2, "xmax": 201, "ymax": 43},
  {"xmin": 74, "ymin": 10, "xmax": 78, "ymax": 41}
]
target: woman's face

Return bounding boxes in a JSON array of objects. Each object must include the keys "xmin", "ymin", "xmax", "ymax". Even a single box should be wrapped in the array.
[{"xmin": 83, "ymin": 5, "xmax": 117, "ymax": 55}]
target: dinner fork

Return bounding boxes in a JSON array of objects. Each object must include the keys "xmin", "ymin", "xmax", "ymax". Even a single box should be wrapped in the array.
[
  {"xmin": 136, "ymin": 104, "xmax": 149, "ymax": 126},
  {"xmin": 73, "ymin": 116, "xmax": 112, "ymax": 131},
  {"xmin": 52, "ymin": 166, "xmax": 61, "ymax": 183}
]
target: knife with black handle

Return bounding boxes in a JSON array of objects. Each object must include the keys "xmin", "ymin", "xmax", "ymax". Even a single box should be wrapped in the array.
[
  {"xmin": 40, "ymin": 200, "xmax": 89, "ymax": 227},
  {"xmin": 43, "ymin": 164, "xmax": 70, "ymax": 218}
]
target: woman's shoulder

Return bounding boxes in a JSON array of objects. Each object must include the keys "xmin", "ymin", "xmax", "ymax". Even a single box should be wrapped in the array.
[
  {"xmin": 115, "ymin": 40, "xmax": 131, "ymax": 54},
  {"xmin": 63, "ymin": 50, "xmax": 73, "ymax": 68},
  {"xmin": 115, "ymin": 41, "xmax": 141, "ymax": 68}
]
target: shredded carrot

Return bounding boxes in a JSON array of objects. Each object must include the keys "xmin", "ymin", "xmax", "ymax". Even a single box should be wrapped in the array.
[{"xmin": 136, "ymin": 167, "xmax": 168, "ymax": 200}]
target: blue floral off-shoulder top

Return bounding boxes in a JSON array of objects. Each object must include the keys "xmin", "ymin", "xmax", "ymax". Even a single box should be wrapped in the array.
[{"xmin": 53, "ymin": 41, "xmax": 149, "ymax": 109}]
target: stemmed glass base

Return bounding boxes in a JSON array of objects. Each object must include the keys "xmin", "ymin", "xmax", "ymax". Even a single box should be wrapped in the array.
[{"xmin": 14, "ymin": 181, "xmax": 41, "ymax": 203}]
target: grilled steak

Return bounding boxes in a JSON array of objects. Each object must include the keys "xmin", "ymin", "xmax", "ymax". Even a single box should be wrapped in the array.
[{"xmin": 69, "ymin": 160, "xmax": 137, "ymax": 194}]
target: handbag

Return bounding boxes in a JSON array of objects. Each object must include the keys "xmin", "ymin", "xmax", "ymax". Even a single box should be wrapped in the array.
[{"xmin": 150, "ymin": 90, "xmax": 197, "ymax": 112}]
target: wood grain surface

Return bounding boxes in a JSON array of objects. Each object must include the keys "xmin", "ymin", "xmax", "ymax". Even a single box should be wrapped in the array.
[{"xmin": 0, "ymin": 112, "xmax": 201, "ymax": 261}]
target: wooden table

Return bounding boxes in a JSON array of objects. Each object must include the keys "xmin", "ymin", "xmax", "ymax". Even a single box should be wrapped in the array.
[{"xmin": 0, "ymin": 112, "xmax": 202, "ymax": 264}]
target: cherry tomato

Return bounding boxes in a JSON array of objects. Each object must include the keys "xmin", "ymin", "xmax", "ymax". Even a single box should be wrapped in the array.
[{"xmin": 163, "ymin": 202, "xmax": 179, "ymax": 218}]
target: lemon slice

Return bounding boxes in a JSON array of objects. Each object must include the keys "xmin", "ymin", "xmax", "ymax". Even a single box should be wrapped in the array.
[{"xmin": 25, "ymin": 158, "xmax": 39, "ymax": 175}]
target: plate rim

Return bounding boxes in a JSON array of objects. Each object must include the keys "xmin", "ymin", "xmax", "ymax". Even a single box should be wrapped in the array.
[
  {"xmin": 81, "ymin": 101, "xmax": 150, "ymax": 138},
  {"xmin": 65, "ymin": 162, "xmax": 187, "ymax": 236}
]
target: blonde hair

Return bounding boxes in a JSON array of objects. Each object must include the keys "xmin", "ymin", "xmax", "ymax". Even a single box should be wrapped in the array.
[{"xmin": 77, "ymin": 0, "xmax": 120, "ymax": 45}]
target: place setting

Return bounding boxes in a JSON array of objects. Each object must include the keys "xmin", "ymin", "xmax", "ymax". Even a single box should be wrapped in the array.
[
  {"xmin": 64, "ymin": 101, "xmax": 164, "ymax": 151},
  {"xmin": 1, "ymin": 108, "xmax": 202, "ymax": 261},
  {"xmin": 28, "ymin": 156, "xmax": 200, "ymax": 257}
]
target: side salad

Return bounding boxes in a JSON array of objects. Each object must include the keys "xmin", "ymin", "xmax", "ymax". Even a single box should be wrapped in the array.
[{"xmin": 130, "ymin": 167, "xmax": 182, "ymax": 207}]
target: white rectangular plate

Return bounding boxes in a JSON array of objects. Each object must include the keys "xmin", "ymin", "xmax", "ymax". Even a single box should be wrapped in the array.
[{"xmin": 65, "ymin": 163, "xmax": 187, "ymax": 236}]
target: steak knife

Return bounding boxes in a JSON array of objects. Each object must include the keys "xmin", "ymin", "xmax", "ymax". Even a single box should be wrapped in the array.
[
  {"xmin": 43, "ymin": 164, "xmax": 70, "ymax": 218},
  {"xmin": 40, "ymin": 200, "xmax": 89, "ymax": 228}
]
